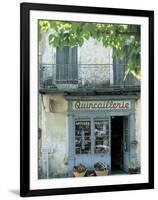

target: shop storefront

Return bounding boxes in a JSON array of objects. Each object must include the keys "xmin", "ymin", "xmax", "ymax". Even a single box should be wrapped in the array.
[
  {"xmin": 67, "ymin": 96, "xmax": 139, "ymax": 176},
  {"xmin": 38, "ymin": 23, "xmax": 141, "ymax": 178}
]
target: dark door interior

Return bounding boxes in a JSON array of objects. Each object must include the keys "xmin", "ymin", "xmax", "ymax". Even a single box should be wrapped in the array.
[{"xmin": 111, "ymin": 116, "xmax": 123, "ymax": 172}]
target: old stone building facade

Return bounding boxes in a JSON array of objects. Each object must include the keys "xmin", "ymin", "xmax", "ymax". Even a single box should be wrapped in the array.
[{"xmin": 38, "ymin": 31, "xmax": 141, "ymax": 179}]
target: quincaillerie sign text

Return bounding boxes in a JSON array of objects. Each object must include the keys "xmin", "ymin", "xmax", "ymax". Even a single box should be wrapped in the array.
[{"xmin": 73, "ymin": 100, "xmax": 131, "ymax": 111}]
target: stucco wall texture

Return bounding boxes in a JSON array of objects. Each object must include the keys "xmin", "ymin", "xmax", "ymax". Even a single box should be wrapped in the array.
[{"xmin": 39, "ymin": 94, "xmax": 68, "ymax": 178}]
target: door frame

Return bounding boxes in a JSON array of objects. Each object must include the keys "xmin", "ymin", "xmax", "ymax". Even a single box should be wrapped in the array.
[{"xmin": 123, "ymin": 116, "xmax": 130, "ymax": 172}]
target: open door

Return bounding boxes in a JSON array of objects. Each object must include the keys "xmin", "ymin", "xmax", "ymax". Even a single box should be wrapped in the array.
[
  {"xmin": 123, "ymin": 116, "xmax": 129, "ymax": 172},
  {"xmin": 111, "ymin": 116, "xmax": 129, "ymax": 174},
  {"xmin": 111, "ymin": 116, "xmax": 123, "ymax": 172}
]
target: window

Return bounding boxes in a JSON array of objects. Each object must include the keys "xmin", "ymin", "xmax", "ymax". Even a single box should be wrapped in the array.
[
  {"xmin": 75, "ymin": 118, "xmax": 110, "ymax": 154},
  {"xmin": 75, "ymin": 120, "xmax": 91, "ymax": 154},
  {"xmin": 56, "ymin": 46, "xmax": 78, "ymax": 83},
  {"xmin": 94, "ymin": 119, "xmax": 109, "ymax": 153}
]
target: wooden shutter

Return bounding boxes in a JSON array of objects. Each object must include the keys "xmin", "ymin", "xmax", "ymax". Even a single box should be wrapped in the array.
[
  {"xmin": 113, "ymin": 47, "xmax": 138, "ymax": 86},
  {"xmin": 113, "ymin": 55, "xmax": 125, "ymax": 86},
  {"xmin": 56, "ymin": 46, "xmax": 78, "ymax": 83}
]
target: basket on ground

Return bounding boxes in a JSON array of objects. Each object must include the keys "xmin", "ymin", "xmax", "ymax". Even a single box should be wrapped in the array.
[
  {"xmin": 95, "ymin": 170, "xmax": 108, "ymax": 176},
  {"xmin": 94, "ymin": 162, "xmax": 109, "ymax": 176},
  {"xmin": 73, "ymin": 164, "xmax": 86, "ymax": 177}
]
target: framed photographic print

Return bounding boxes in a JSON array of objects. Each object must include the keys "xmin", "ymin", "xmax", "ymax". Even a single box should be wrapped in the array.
[{"xmin": 20, "ymin": 2, "xmax": 154, "ymax": 197}]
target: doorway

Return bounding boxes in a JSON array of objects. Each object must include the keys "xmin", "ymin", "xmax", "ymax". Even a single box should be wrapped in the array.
[{"xmin": 111, "ymin": 116, "xmax": 124, "ymax": 173}]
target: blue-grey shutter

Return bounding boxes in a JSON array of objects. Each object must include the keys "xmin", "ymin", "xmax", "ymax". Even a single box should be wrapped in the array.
[
  {"xmin": 113, "ymin": 55, "xmax": 125, "ymax": 86},
  {"xmin": 56, "ymin": 46, "xmax": 77, "ymax": 83},
  {"xmin": 56, "ymin": 47, "xmax": 68, "ymax": 82},
  {"xmin": 68, "ymin": 47, "xmax": 78, "ymax": 83},
  {"xmin": 113, "ymin": 47, "xmax": 140, "ymax": 87}
]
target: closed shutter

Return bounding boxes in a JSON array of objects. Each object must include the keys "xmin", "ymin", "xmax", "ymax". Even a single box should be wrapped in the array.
[
  {"xmin": 113, "ymin": 55, "xmax": 125, "ymax": 86},
  {"xmin": 113, "ymin": 47, "xmax": 139, "ymax": 86},
  {"xmin": 56, "ymin": 46, "xmax": 78, "ymax": 83}
]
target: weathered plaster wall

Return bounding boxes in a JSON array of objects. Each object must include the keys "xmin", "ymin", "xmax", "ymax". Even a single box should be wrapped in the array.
[
  {"xmin": 39, "ymin": 31, "xmax": 56, "ymax": 85},
  {"xmin": 39, "ymin": 31, "xmax": 56, "ymax": 64},
  {"xmin": 78, "ymin": 38, "xmax": 112, "ymax": 64},
  {"xmin": 78, "ymin": 38, "xmax": 113, "ymax": 85},
  {"xmin": 39, "ymin": 94, "xmax": 68, "ymax": 178}
]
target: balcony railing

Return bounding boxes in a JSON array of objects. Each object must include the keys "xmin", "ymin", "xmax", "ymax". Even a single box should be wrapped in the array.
[{"xmin": 39, "ymin": 64, "xmax": 140, "ymax": 92}]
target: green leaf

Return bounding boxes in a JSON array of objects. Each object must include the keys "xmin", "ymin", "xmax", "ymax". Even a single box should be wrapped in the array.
[
  {"xmin": 48, "ymin": 34, "xmax": 55, "ymax": 45},
  {"xmin": 39, "ymin": 20, "xmax": 50, "ymax": 32},
  {"xmin": 131, "ymin": 68, "xmax": 141, "ymax": 80},
  {"xmin": 38, "ymin": 21, "xmax": 141, "ymax": 80}
]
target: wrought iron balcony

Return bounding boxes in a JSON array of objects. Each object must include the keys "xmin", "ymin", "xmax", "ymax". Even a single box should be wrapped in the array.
[{"xmin": 39, "ymin": 64, "xmax": 140, "ymax": 93}]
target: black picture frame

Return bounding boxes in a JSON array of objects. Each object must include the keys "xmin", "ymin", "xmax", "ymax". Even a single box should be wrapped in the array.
[{"xmin": 20, "ymin": 2, "xmax": 154, "ymax": 197}]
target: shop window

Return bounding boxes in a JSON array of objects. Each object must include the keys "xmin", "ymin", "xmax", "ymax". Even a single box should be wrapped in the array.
[
  {"xmin": 75, "ymin": 118, "xmax": 110, "ymax": 154},
  {"xmin": 75, "ymin": 120, "xmax": 91, "ymax": 154},
  {"xmin": 94, "ymin": 119, "xmax": 109, "ymax": 153}
]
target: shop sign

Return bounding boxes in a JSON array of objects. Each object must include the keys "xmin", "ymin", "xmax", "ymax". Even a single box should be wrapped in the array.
[{"xmin": 72, "ymin": 100, "xmax": 131, "ymax": 111}]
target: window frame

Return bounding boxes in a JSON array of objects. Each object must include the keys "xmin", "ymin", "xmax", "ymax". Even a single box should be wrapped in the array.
[{"xmin": 74, "ymin": 117, "xmax": 110, "ymax": 155}]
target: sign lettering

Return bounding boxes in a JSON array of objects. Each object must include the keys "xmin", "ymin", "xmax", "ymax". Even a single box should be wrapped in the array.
[{"xmin": 72, "ymin": 100, "xmax": 131, "ymax": 111}]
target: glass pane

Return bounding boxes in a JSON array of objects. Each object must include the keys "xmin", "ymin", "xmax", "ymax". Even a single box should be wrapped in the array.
[
  {"xmin": 75, "ymin": 120, "xmax": 91, "ymax": 154},
  {"xmin": 94, "ymin": 119, "xmax": 109, "ymax": 153}
]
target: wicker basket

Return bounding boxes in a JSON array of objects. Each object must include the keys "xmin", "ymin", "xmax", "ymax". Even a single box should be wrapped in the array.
[
  {"xmin": 95, "ymin": 170, "xmax": 108, "ymax": 176},
  {"xmin": 73, "ymin": 170, "xmax": 86, "ymax": 177}
]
